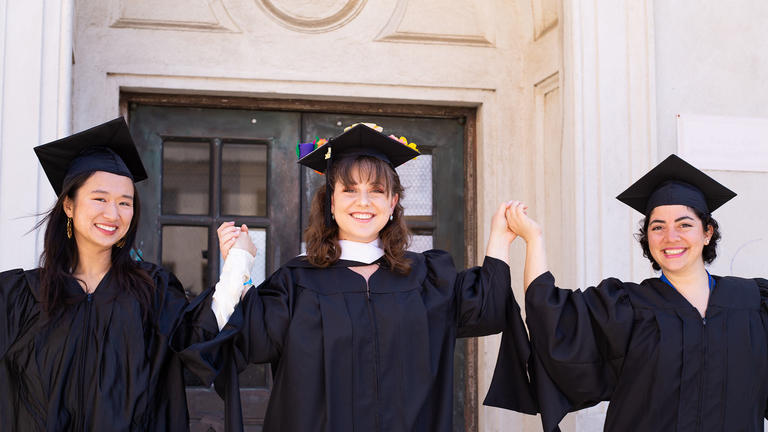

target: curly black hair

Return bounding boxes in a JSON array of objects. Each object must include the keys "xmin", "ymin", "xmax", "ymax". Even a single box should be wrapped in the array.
[{"xmin": 635, "ymin": 207, "xmax": 721, "ymax": 271}]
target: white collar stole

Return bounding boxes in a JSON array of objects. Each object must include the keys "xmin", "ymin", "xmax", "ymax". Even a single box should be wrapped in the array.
[{"xmin": 338, "ymin": 239, "xmax": 384, "ymax": 264}]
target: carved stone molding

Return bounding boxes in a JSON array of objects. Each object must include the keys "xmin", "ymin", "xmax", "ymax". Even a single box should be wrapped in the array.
[
  {"xmin": 255, "ymin": 0, "xmax": 367, "ymax": 33},
  {"xmin": 531, "ymin": 0, "xmax": 558, "ymax": 40},
  {"xmin": 111, "ymin": 0, "xmax": 240, "ymax": 32},
  {"xmin": 376, "ymin": 0, "xmax": 493, "ymax": 47}
]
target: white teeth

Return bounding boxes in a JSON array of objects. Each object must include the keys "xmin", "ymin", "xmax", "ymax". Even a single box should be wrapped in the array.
[
  {"xmin": 352, "ymin": 213, "xmax": 373, "ymax": 220},
  {"xmin": 96, "ymin": 224, "xmax": 117, "ymax": 231},
  {"xmin": 664, "ymin": 248, "xmax": 684, "ymax": 255}
]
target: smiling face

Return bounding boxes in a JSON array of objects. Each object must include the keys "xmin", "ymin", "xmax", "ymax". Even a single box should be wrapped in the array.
[
  {"xmin": 63, "ymin": 171, "xmax": 135, "ymax": 253},
  {"xmin": 331, "ymin": 166, "xmax": 398, "ymax": 243},
  {"xmin": 646, "ymin": 204, "xmax": 713, "ymax": 276}
]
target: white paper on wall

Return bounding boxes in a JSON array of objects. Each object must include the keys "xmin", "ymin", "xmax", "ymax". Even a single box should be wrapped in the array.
[{"xmin": 677, "ymin": 114, "xmax": 768, "ymax": 172}]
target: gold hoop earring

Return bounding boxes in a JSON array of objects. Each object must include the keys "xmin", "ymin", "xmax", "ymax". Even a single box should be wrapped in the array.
[
  {"xmin": 66, "ymin": 218, "xmax": 73, "ymax": 239},
  {"xmin": 116, "ymin": 237, "xmax": 126, "ymax": 248}
]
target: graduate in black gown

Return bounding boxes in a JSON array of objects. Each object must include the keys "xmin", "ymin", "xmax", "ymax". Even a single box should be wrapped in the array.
[
  {"xmin": 0, "ymin": 118, "xmax": 218, "ymax": 431},
  {"xmin": 491, "ymin": 154, "xmax": 768, "ymax": 431},
  {"xmin": 173, "ymin": 123, "xmax": 537, "ymax": 431}
]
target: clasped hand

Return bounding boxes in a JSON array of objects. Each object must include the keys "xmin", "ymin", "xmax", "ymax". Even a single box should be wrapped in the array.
[
  {"xmin": 218, "ymin": 221, "xmax": 257, "ymax": 260},
  {"xmin": 503, "ymin": 200, "xmax": 542, "ymax": 242}
]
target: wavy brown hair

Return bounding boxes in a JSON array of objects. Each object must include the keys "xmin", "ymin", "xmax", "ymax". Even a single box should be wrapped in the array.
[
  {"xmin": 35, "ymin": 171, "xmax": 155, "ymax": 319},
  {"xmin": 304, "ymin": 155, "xmax": 412, "ymax": 274}
]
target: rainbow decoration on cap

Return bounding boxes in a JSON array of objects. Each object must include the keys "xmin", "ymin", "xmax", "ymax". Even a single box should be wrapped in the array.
[{"xmin": 296, "ymin": 138, "xmax": 328, "ymax": 160}]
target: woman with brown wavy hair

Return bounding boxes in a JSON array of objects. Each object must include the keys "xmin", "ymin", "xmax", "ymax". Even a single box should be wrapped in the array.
[{"xmin": 180, "ymin": 123, "xmax": 536, "ymax": 431}]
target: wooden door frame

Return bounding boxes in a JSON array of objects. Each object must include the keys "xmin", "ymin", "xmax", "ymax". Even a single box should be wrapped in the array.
[{"xmin": 120, "ymin": 91, "xmax": 480, "ymax": 431}]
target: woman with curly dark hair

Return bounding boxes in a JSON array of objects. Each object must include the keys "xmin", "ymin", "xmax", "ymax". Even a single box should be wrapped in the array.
[
  {"xmin": 0, "ymin": 118, "xmax": 218, "ymax": 431},
  {"xmin": 493, "ymin": 154, "xmax": 768, "ymax": 431},
  {"xmin": 180, "ymin": 123, "xmax": 537, "ymax": 431}
]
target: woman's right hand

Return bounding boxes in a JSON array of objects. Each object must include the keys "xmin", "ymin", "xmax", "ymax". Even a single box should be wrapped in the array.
[{"xmin": 505, "ymin": 201, "xmax": 543, "ymax": 242}]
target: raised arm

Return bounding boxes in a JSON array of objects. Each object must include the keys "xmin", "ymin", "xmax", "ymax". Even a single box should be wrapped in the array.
[
  {"xmin": 449, "ymin": 201, "xmax": 525, "ymax": 336},
  {"xmin": 505, "ymin": 201, "xmax": 548, "ymax": 290},
  {"xmin": 504, "ymin": 203, "xmax": 637, "ymax": 430},
  {"xmin": 211, "ymin": 222, "xmax": 257, "ymax": 330},
  {"xmin": 484, "ymin": 201, "xmax": 519, "ymax": 261}
]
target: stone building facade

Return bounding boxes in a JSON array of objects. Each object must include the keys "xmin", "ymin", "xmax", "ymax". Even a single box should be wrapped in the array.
[{"xmin": 1, "ymin": 0, "xmax": 767, "ymax": 430}]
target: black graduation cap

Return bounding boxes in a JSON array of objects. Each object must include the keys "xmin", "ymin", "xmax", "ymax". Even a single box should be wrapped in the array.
[
  {"xmin": 34, "ymin": 117, "xmax": 148, "ymax": 196},
  {"xmin": 616, "ymin": 154, "xmax": 736, "ymax": 215},
  {"xmin": 297, "ymin": 123, "xmax": 420, "ymax": 173},
  {"xmin": 297, "ymin": 123, "xmax": 420, "ymax": 226}
]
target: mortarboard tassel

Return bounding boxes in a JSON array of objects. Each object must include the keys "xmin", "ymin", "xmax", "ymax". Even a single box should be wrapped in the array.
[{"xmin": 324, "ymin": 145, "xmax": 334, "ymax": 227}]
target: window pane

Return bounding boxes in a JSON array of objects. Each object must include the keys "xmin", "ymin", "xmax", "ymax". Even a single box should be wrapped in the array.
[
  {"xmin": 220, "ymin": 229, "xmax": 266, "ymax": 287},
  {"xmin": 396, "ymin": 154, "xmax": 432, "ymax": 216},
  {"xmin": 162, "ymin": 226, "xmax": 209, "ymax": 297},
  {"xmin": 408, "ymin": 234, "xmax": 433, "ymax": 253},
  {"xmin": 163, "ymin": 141, "xmax": 209, "ymax": 215},
  {"xmin": 222, "ymin": 143, "xmax": 267, "ymax": 216}
]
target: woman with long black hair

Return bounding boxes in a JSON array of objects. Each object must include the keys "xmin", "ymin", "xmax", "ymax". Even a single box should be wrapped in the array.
[{"xmin": 0, "ymin": 118, "xmax": 217, "ymax": 431}]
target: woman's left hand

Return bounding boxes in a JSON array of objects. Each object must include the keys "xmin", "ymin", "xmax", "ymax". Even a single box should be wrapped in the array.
[{"xmin": 232, "ymin": 225, "xmax": 257, "ymax": 257}]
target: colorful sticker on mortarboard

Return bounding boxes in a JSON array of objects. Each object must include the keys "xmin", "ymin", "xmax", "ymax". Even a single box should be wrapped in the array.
[
  {"xmin": 344, "ymin": 122, "xmax": 383, "ymax": 133},
  {"xmin": 388, "ymin": 134, "xmax": 419, "ymax": 153},
  {"xmin": 297, "ymin": 142, "xmax": 315, "ymax": 159},
  {"xmin": 296, "ymin": 138, "xmax": 328, "ymax": 174},
  {"xmin": 342, "ymin": 123, "xmax": 417, "ymax": 153}
]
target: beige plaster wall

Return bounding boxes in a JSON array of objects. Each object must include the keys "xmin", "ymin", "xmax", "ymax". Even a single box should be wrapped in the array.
[{"xmin": 654, "ymin": 0, "xmax": 768, "ymax": 281}]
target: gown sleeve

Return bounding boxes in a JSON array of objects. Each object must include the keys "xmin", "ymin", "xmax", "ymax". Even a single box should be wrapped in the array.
[
  {"xmin": 226, "ymin": 265, "xmax": 293, "ymax": 365},
  {"xmin": 421, "ymin": 250, "xmax": 514, "ymax": 337},
  {"xmin": 421, "ymin": 251, "xmax": 539, "ymax": 415},
  {"xmin": 169, "ymin": 266, "xmax": 294, "ymax": 432},
  {"xmin": 524, "ymin": 271, "xmax": 634, "ymax": 432},
  {"xmin": 0, "ymin": 269, "xmax": 36, "ymax": 361},
  {"xmin": 168, "ymin": 286, "xmax": 229, "ymax": 386},
  {"xmin": 0, "ymin": 269, "xmax": 38, "ymax": 427},
  {"xmin": 757, "ymin": 278, "xmax": 768, "ymax": 420},
  {"xmin": 141, "ymin": 263, "xmax": 211, "ymax": 428}
]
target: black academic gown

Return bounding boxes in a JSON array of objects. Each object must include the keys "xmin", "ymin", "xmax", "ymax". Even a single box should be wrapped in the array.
[
  {"xmin": 0, "ymin": 262, "xmax": 216, "ymax": 431},
  {"xmin": 173, "ymin": 250, "xmax": 537, "ymax": 432},
  {"xmin": 496, "ymin": 271, "xmax": 768, "ymax": 432}
]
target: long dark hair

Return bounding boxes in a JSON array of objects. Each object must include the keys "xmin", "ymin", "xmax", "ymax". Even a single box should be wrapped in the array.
[
  {"xmin": 636, "ymin": 207, "xmax": 721, "ymax": 271},
  {"xmin": 35, "ymin": 171, "xmax": 155, "ymax": 318},
  {"xmin": 304, "ymin": 156, "xmax": 412, "ymax": 274}
]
